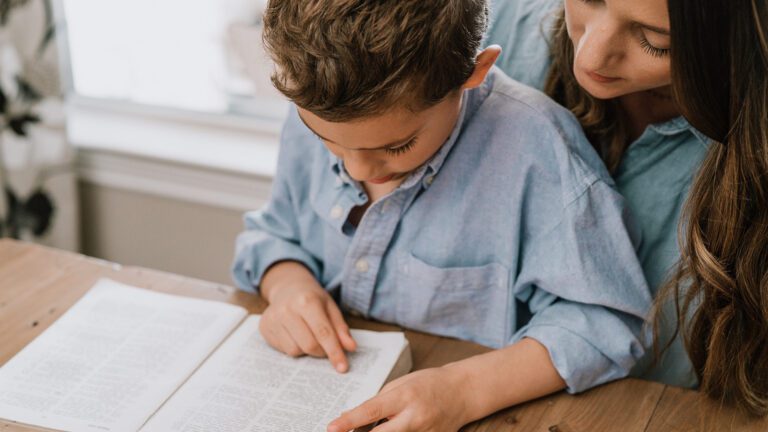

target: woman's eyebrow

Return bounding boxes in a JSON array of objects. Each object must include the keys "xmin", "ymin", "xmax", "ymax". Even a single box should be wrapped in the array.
[{"xmin": 638, "ymin": 21, "xmax": 670, "ymax": 35}]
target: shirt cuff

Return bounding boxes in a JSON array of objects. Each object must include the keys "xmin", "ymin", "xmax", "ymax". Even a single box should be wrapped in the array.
[
  {"xmin": 231, "ymin": 231, "xmax": 321, "ymax": 295},
  {"xmin": 517, "ymin": 324, "xmax": 633, "ymax": 393}
]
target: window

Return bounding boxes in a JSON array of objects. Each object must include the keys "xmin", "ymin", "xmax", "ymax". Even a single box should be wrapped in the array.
[{"xmin": 58, "ymin": 0, "xmax": 287, "ymax": 121}]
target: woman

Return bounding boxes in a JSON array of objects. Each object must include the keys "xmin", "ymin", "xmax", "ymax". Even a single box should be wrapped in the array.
[{"xmin": 488, "ymin": 0, "xmax": 768, "ymax": 415}]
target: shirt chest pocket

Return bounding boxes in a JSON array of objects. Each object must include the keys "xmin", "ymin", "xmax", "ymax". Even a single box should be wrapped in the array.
[{"xmin": 395, "ymin": 252, "xmax": 510, "ymax": 348}]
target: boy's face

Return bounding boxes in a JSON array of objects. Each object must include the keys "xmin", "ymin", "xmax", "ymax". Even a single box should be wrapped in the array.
[{"xmin": 296, "ymin": 93, "xmax": 463, "ymax": 188}]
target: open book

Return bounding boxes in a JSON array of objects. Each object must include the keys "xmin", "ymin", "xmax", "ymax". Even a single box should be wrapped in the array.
[{"xmin": 0, "ymin": 279, "xmax": 412, "ymax": 432}]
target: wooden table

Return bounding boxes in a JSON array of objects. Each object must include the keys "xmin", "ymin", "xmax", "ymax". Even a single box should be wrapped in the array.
[{"xmin": 1, "ymin": 239, "xmax": 766, "ymax": 432}]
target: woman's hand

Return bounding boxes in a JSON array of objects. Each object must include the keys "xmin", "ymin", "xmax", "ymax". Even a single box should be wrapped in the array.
[
  {"xmin": 260, "ymin": 261, "xmax": 357, "ymax": 372},
  {"xmin": 327, "ymin": 366, "xmax": 473, "ymax": 432},
  {"xmin": 328, "ymin": 338, "xmax": 568, "ymax": 432}
]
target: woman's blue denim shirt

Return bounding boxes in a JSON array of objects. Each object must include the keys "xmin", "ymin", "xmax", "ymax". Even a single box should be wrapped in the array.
[
  {"xmin": 233, "ymin": 67, "xmax": 652, "ymax": 393},
  {"xmin": 486, "ymin": 0, "xmax": 711, "ymax": 388}
]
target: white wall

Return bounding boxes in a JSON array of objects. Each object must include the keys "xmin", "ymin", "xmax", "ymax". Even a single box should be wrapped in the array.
[
  {"xmin": 69, "ymin": 101, "xmax": 279, "ymax": 286},
  {"xmin": 79, "ymin": 181, "xmax": 258, "ymax": 286}
]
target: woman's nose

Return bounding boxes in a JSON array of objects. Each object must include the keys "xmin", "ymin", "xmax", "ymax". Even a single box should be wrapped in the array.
[{"xmin": 577, "ymin": 15, "xmax": 625, "ymax": 71}]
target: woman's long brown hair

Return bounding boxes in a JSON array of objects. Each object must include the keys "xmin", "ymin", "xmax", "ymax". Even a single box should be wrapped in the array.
[
  {"xmin": 663, "ymin": 0, "xmax": 768, "ymax": 416},
  {"xmin": 544, "ymin": 0, "xmax": 768, "ymax": 416}
]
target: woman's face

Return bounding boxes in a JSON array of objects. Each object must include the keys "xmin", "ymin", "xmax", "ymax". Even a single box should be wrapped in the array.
[{"xmin": 565, "ymin": 0, "xmax": 672, "ymax": 100}]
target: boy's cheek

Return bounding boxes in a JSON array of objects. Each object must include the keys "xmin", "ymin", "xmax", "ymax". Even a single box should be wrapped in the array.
[{"xmin": 403, "ymin": 140, "xmax": 446, "ymax": 168}]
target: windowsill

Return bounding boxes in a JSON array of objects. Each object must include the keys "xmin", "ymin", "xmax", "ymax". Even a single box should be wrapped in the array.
[
  {"xmin": 68, "ymin": 96, "xmax": 284, "ymax": 177},
  {"xmin": 69, "ymin": 97, "xmax": 284, "ymax": 211}
]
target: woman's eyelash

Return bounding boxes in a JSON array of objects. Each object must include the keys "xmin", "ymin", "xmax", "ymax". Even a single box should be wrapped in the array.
[
  {"xmin": 639, "ymin": 35, "xmax": 670, "ymax": 58},
  {"xmin": 385, "ymin": 138, "xmax": 417, "ymax": 155}
]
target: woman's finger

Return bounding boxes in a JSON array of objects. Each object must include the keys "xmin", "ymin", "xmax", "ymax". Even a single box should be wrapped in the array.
[
  {"xmin": 370, "ymin": 416, "xmax": 414, "ymax": 432},
  {"xmin": 327, "ymin": 392, "xmax": 401, "ymax": 432},
  {"xmin": 379, "ymin": 372, "xmax": 419, "ymax": 394}
]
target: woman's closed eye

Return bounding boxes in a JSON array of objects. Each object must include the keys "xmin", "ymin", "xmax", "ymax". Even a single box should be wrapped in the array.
[
  {"xmin": 639, "ymin": 34, "xmax": 670, "ymax": 58},
  {"xmin": 571, "ymin": 0, "xmax": 671, "ymax": 59}
]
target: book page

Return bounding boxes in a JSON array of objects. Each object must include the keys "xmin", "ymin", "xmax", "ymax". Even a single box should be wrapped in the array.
[
  {"xmin": 141, "ymin": 315, "xmax": 409, "ymax": 432},
  {"xmin": 0, "ymin": 279, "xmax": 247, "ymax": 432}
]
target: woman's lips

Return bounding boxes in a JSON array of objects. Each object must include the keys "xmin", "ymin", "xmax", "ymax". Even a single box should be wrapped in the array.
[{"xmin": 587, "ymin": 71, "xmax": 621, "ymax": 83}]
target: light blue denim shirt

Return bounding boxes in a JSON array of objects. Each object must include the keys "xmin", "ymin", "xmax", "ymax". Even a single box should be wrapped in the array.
[
  {"xmin": 487, "ymin": 0, "xmax": 711, "ymax": 388},
  {"xmin": 232, "ymin": 67, "xmax": 653, "ymax": 393}
]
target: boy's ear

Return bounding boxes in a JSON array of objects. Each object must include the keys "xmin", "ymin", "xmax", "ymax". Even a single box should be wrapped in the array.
[{"xmin": 462, "ymin": 45, "xmax": 502, "ymax": 90}]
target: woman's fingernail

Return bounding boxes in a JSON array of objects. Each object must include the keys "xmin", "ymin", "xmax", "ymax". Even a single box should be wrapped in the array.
[{"xmin": 336, "ymin": 363, "xmax": 347, "ymax": 373}]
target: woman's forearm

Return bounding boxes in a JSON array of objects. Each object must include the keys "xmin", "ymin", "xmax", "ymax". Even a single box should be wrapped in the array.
[{"xmin": 445, "ymin": 337, "xmax": 567, "ymax": 424}]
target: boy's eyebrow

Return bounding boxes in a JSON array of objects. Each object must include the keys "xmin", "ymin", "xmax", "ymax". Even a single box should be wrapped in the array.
[{"xmin": 296, "ymin": 112, "xmax": 420, "ymax": 151}]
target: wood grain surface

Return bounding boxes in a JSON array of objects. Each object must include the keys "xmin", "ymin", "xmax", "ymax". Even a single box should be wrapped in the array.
[{"xmin": 1, "ymin": 239, "xmax": 765, "ymax": 431}]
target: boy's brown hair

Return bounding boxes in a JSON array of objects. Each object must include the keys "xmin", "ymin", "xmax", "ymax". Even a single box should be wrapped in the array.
[{"xmin": 262, "ymin": 0, "xmax": 488, "ymax": 121}]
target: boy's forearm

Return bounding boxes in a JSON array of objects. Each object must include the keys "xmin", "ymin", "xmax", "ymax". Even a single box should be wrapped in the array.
[
  {"xmin": 260, "ymin": 260, "xmax": 319, "ymax": 303},
  {"xmin": 445, "ymin": 338, "xmax": 567, "ymax": 424}
]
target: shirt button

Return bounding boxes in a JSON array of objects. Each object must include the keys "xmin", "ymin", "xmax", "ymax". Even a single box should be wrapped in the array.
[
  {"xmin": 355, "ymin": 259, "xmax": 370, "ymax": 273},
  {"xmin": 330, "ymin": 206, "xmax": 344, "ymax": 219},
  {"xmin": 426, "ymin": 176, "xmax": 435, "ymax": 185}
]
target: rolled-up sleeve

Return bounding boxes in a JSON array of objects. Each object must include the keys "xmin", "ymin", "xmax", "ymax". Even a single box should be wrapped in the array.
[
  {"xmin": 513, "ymin": 297, "xmax": 645, "ymax": 393},
  {"xmin": 512, "ymin": 179, "xmax": 652, "ymax": 393},
  {"xmin": 231, "ymin": 116, "xmax": 322, "ymax": 294}
]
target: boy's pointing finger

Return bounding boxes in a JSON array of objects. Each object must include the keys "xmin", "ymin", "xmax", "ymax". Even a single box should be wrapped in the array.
[
  {"xmin": 326, "ymin": 301, "xmax": 357, "ymax": 352},
  {"xmin": 303, "ymin": 305, "xmax": 349, "ymax": 373}
]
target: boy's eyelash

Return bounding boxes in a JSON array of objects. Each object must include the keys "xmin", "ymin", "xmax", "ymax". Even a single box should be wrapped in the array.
[
  {"xmin": 385, "ymin": 138, "xmax": 417, "ymax": 156},
  {"xmin": 639, "ymin": 35, "xmax": 670, "ymax": 58}
]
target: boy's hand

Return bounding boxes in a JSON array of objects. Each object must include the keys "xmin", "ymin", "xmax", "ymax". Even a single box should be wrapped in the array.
[
  {"xmin": 260, "ymin": 262, "xmax": 357, "ymax": 373},
  {"xmin": 327, "ymin": 366, "xmax": 472, "ymax": 432}
]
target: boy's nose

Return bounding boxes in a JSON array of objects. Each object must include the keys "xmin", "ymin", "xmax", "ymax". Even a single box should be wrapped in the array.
[{"xmin": 344, "ymin": 153, "xmax": 381, "ymax": 181}]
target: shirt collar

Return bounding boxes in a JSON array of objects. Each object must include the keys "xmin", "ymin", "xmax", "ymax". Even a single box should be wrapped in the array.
[{"xmin": 647, "ymin": 116, "xmax": 710, "ymax": 146}]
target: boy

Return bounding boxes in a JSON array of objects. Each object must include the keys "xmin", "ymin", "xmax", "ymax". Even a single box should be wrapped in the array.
[{"xmin": 232, "ymin": 1, "xmax": 651, "ymax": 430}]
